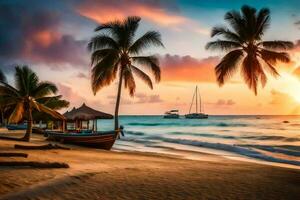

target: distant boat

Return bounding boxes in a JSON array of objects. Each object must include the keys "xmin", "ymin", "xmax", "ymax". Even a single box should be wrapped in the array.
[
  {"xmin": 163, "ymin": 110, "xmax": 179, "ymax": 119},
  {"xmin": 185, "ymin": 86, "xmax": 208, "ymax": 119}
]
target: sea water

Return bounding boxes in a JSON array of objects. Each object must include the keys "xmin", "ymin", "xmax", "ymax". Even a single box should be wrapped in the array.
[{"xmin": 97, "ymin": 115, "xmax": 300, "ymax": 168}]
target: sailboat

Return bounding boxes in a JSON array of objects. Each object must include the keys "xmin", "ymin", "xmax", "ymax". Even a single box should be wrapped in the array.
[{"xmin": 185, "ymin": 86, "xmax": 208, "ymax": 119}]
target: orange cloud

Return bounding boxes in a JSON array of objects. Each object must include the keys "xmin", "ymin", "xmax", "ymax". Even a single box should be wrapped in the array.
[
  {"xmin": 76, "ymin": 0, "xmax": 187, "ymax": 26},
  {"xmin": 159, "ymin": 54, "xmax": 218, "ymax": 82}
]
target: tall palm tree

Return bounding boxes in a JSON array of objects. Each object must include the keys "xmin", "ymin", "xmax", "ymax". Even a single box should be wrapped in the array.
[
  {"xmin": 88, "ymin": 16, "xmax": 164, "ymax": 130},
  {"xmin": 0, "ymin": 66, "xmax": 65, "ymax": 141},
  {"xmin": 206, "ymin": 5, "xmax": 294, "ymax": 94}
]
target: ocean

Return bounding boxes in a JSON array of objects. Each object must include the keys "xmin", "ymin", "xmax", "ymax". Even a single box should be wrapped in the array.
[{"xmin": 97, "ymin": 115, "xmax": 300, "ymax": 168}]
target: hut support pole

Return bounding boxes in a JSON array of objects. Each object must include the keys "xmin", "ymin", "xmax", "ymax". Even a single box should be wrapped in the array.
[
  {"xmin": 95, "ymin": 120, "xmax": 97, "ymax": 132},
  {"xmin": 62, "ymin": 120, "xmax": 65, "ymax": 132}
]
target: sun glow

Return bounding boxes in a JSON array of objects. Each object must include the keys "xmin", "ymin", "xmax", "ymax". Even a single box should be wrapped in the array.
[{"xmin": 277, "ymin": 73, "xmax": 300, "ymax": 103}]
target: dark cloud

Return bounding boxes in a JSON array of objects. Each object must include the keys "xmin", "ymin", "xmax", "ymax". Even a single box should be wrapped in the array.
[{"xmin": 0, "ymin": 0, "xmax": 88, "ymax": 70}]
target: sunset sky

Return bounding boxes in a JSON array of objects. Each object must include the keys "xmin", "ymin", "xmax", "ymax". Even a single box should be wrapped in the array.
[{"xmin": 1, "ymin": 0, "xmax": 300, "ymax": 115}]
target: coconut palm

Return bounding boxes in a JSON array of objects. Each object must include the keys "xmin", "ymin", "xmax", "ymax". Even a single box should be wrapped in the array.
[
  {"xmin": 206, "ymin": 5, "xmax": 294, "ymax": 94},
  {"xmin": 0, "ymin": 66, "xmax": 65, "ymax": 141},
  {"xmin": 88, "ymin": 16, "xmax": 164, "ymax": 130}
]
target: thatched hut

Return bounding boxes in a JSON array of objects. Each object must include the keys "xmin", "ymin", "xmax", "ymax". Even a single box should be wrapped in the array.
[{"xmin": 63, "ymin": 103, "xmax": 113, "ymax": 131}]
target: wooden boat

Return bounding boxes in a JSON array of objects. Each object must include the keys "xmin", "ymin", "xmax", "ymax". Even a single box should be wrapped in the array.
[
  {"xmin": 185, "ymin": 86, "xmax": 208, "ymax": 119},
  {"xmin": 45, "ymin": 131, "xmax": 118, "ymax": 150}
]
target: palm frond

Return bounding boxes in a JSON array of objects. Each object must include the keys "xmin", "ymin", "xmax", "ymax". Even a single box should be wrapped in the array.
[
  {"xmin": 87, "ymin": 34, "xmax": 118, "ymax": 51},
  {"xmin": 8, "ymin": 101, "xmax": 24, "ymax": 123},
  {"xmin": 36, "ymin": 95, "xmax": 69, "ymax": 110},
  {"xmin": 123, "ymin": 67, "xmax": 136, "ymax": 96},
  {"xmin": 131, "ymin": 56, "xmax": 161, "ymax": 82},
  {"xmin": 255, "ymin": 8, "xmax": 270, "ymax": 39},
  {"xmin": 91, "ymin": 48, "xmax": 117, "ymax": 66},
  {"xmin": 33, "ymin": 81, "xmax": 57, "ymax": 99},
  {"xmin": 131, "ymin": 65, "xmax": 153, "ymax": 89},
  {"xmin": 91, "ymin": 52, "xmax": 120, "ymax": 94},
  {"xmin": 215, "ymin": 49, "xmax": 244, "ymax": 86},
  {"xmin": 0, "ymin": 85, "xmax": 20, "ymax": 98},
  {"xmin": 206, "ymin": 40, "xmax": 241, "ymax": 51},
  {"xmin": 122, "ymin": 16, "xmax": 141, "ymax": 48},
  {"xmin": 262, "ymin": 60, "xmax": 280, "ymax": 78},
  {"xmin": 36, "ymin": 102, "xmax": 65, "ymax": 120},
  {"xmin": 210, "ymin": 26, "xmax": 242, "ymax": 42},
  {"xmin": 241, "ymin": 55, "xmax": 262, "ymax": 95},
  {"xmin": 129, "ymin": 31, "xmax": 164, "ymax": 55},
  {"xmin": 259, "ymin": 49, "xmax": 290, "ymax": 64},
  {"xmin": 258, "ymin": 41, "xmax": 294, "ymax": 50},
  {"xmin": 15, "ymin": 66, "xmax": 39, "ymax": 96},
  {"xmin": 224, "ymin": 10, "xmax": 246, "ymax": 39}
]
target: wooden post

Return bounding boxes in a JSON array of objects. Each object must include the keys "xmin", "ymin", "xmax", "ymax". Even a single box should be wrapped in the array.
[
  {"xmin": 62, "ymin": 120, "xmax": 65, "ymax": 132},
  {"xmin": 95, "ymin": 119, "xmax": 97, "ymax": 132}
]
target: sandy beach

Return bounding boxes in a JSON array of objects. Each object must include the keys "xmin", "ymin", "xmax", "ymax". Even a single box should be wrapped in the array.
[{"xmin": 0, "ymin": 130, "xmax": 299, "ymax": 200}]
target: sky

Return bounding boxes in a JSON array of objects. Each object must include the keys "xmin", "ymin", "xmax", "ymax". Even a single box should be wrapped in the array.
[{"xmin": 1, "ymin": 0, "xmax": 300, "ymax": 115}]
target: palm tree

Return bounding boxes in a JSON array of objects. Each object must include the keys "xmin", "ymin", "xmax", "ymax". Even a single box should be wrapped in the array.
[
  {"xmin": 88, "ymin": 16, "xmax": 164, "ymax": 130},
  {"xmin": 206, "ymin": 5, "xmax": 294, "ymax": 94},
  {"xmin": 0, "ymin": 66, "xmax": 65, "ymax": 141}
]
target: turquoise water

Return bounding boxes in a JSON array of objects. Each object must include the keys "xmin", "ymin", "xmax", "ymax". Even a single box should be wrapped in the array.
[{"xmin": 97, "ymin": 115, "xmax": 300, "ymax": 168}]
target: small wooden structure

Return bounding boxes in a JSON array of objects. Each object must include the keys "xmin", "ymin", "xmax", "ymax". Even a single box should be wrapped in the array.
[
  {"xmin": 46, "ymin": 103, "xmax": 117, "ymax": 150},
  {"xmin": 63, "ymin": 103, "xmax": 113, "ymax": 132}
]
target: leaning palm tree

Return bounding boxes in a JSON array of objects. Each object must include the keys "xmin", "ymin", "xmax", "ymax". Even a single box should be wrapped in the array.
[
  {"xmin": 88, "ymin": 16, "xmax": 164, "ymax": 130},
  {"xmin": 0, "ymin": 66, "xmax": 65, "ymax": 141},
  {"xmin": 206, "ymin": 5, "xmax": 294, "ymax": 94}
]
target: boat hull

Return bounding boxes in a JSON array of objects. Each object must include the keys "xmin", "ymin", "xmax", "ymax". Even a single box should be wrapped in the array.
[
  {"xmin": 185, "ymin": 113, "xmax": 208, "ymax": 119},
  {"xmin": 46, "ymin": 131, "xmax": 117, "ymax": 150},
  {"xmin": 6, "ymin": 124, "xmax": 27, "ymax": 130},
  {"xmin": 163, "ymin": 114, "xmax": 179, "ymax": 119}
]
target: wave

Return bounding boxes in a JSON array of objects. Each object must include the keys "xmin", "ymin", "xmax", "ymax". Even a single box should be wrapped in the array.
[
  {"xmin": 126, "ymin": 122, "xmax": 248, "ymax": 127},
  {"xmin": 240, "ymin": 145, "xmax": 300, "ymax": 157},
  {"xmin": 241, "ymin": 135, "xmax": 300, "ymax": 141},
  {"xmin": 121, "ymin": 135, "xmax": 300, "ymax": 166},
  {"xmin": 170, "ymin": 132, "xmax": 236, "ymax": 139},
  {"xmin": 125, "ymin": 131, "xmax": 145, "ymax": 136}
]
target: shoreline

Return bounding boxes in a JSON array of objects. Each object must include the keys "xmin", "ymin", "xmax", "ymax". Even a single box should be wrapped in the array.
[{"xmin": 0, "ymin": 132, "xmax": 300, "ymax": 199}]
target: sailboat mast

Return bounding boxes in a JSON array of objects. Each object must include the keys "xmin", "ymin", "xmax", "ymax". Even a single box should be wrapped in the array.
[
  {"xmin": 189, "ymin": 88, "xmax": 196, "ymax": 114},
  {"xmin": 199, "ymin": 88, "xmax": 202, "ymax": 113},
  {"xmin": 195, "ymin": 86, "xmax": 198, "ymax": 113}
]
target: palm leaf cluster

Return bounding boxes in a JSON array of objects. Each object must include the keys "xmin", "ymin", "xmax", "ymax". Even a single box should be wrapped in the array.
[
  {"xmin": 0, "ymin": 66, "xmax": 69, "ymax": 141},
  {"xmin": 206, "ymin": 5, "xmax": 294, "ymax": 94},
  {"xmin": 88, "ymin": 16, "xmax": 164, "ymax": 96}
]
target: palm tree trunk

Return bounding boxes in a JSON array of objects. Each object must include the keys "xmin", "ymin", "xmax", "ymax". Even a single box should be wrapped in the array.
[
  {"xmin": 23, "ymin": 106, "xmax": 32, "ymax": 142},
  {"xmin": 114, "ymin": 69, "xmax": 123, "ymax": 131},
  {"xmin": 0, "ymin": 109, "xmax": 4, "ymax": 127}
]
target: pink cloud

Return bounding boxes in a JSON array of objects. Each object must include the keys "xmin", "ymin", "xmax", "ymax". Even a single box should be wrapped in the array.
[
  {"xmin": 76, "ymin": 0, "xmax": 187, "ymax": 26},
  {"xmin": 159, "ymin": 54, "xmax": 219, "ymax": 82}
]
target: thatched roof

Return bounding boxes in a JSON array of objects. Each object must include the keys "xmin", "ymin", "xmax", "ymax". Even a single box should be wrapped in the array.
[{"xmin": 63, "ymin": 103, "xmax": 113, "ymax": 120}]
